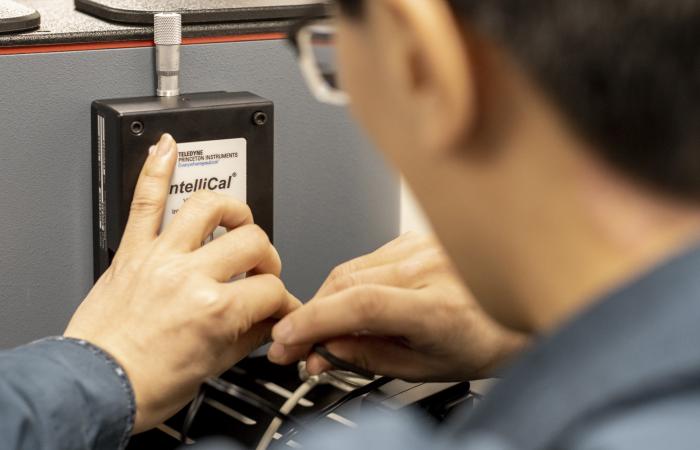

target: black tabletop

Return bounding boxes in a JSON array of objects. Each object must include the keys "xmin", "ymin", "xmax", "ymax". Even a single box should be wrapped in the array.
[{"xmin": 0, "ymin": 0, "xmax": 325, "ymax": 48}]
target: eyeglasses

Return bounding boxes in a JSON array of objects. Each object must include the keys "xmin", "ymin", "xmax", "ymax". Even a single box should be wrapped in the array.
[{"xmin": 288, "ymin": 18, "xmax": 350, "ymax": 106}]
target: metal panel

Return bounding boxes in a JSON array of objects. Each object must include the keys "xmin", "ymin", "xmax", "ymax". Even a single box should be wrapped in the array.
[{"xmin": 0, "ymin": 39, "xmax": 399, "ymax": 348}]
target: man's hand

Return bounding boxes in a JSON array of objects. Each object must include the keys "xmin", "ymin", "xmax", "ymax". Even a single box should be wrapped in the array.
[
  {"xmin": 64, "ymin": 134, "xmax": 300, "ymax": 433},
  {"xmin": 268, "ymin": 232, "xmax": 528, "ymax": 381}
]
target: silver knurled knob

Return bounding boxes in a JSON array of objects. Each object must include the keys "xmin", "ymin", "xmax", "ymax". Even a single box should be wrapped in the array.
[
  {"xmin": 154, "ymin": 12, "xmax": 182, "ymax": 45},
  {"xmin": 154, "ymin": 12, "xmax": 182, "ymax": 97}
]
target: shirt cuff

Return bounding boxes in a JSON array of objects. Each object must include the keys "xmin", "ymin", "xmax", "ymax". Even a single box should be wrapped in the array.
[{"xmin": 14, "ymin": 336, "xmax": 135, "ymax": 449}]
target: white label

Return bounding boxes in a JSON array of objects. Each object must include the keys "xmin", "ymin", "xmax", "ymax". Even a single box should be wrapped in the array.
[{"xmin": 162, "ymin": 138, "xmax": 247, "ymax": 241}]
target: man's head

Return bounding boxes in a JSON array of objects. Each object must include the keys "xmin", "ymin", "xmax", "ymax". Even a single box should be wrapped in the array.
[{"xmin": 330, "ymin": 0, "xmax": 700, "ymax": 331}]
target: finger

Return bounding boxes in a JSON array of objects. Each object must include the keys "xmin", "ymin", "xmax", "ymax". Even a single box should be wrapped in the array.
[
  {"xmin": 159, "ymin": 190, "xmax": 254, "ymax": 251},
  {"xmin": 220, "ymin": 274, "xmax": 301, "ymax": 341},
  {"xmin": 217, "ymin": 321, "xmax": 276, "ymax": 374},
  {"xmin": 248, "ymin": 244, "xmax": 282, "ymax": 277},
  {"xmin": 268, "ymin": 342, "xmax": 311, "ymax": 365},
  {"xmin": 381, "ymin": 231, "xmax": 436, "ymax": 253},
  {"xmin": 305, "ymin": 336, "xmax": 427, "ymax": 380},
  {"xmin": 247, "ymin": 243, "xmax": 282, "ymax": 277},
  {"xmin": 318, "ymin": 232, "xmax": 438, "ymax": 295},
  {"xmin": 272, "ymin": 285, "xmax": 431, "ymax": 346},
  {"xmin": 317, "ymin": 247, "xmax": 448, "ymax": 297},
  {"xmin": 121, "ymin": 134, "xmax": 177, "ymax": 250},
  {"xmin": 334, "ymin": 232, "xmax": 435, "ymax": 272},
  {"xmin": 193, "ymin": 225, "xmax": 281, "ymax": 281}
]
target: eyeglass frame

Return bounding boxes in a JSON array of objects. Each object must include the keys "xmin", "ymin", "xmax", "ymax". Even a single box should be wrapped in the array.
[{"xmin": 287, "ymin": 17, "xmax": 350, "ymax": 106}]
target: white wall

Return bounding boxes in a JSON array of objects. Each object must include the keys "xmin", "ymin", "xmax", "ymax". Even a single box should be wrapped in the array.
[{"xmin": 400, "ymin": 180, "xmax": 433, "ymax": 234}]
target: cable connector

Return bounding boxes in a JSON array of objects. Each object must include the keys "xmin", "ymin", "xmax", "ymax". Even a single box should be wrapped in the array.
[{"xmin": 154, "ymin": 12, "xmax": 182, "ymax": 97}]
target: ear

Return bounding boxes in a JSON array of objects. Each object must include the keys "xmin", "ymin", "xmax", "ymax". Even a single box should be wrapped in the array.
[{"xmin": 376, "ymin": 0, "xmax": 476, "ymax": 158}]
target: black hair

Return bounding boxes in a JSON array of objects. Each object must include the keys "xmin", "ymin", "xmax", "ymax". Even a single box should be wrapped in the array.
[{"xmin": 337, "ymin": 0, "xmax": 700, "ymax": 201}]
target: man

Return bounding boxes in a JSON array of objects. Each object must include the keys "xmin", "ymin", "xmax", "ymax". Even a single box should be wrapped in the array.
[
  {"xmin": 3, "ymin": 0, "xmax": 700, "ymax": 449},
  {"xmin": 265, "ymin": 0, "xmax": 700, "ymax": 448}
]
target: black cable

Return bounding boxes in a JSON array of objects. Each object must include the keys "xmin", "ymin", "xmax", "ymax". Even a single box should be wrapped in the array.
[
  {"xmin": 316, "ymin": 376, "xmax": 393, "ymax": 420},
  {"xmin": 312, "ymin": 344, "xmax": 375, "ymax": 380},
  {"xmin": 184, "ymin": 346, "xmax": 388, "ymax": 446},
  {"xmin": 179, "ymin": 378, "xmax": 309, "ymax": 445},
  {"xmin": 277, "ymin": 376, "xmax": 393, "ymax": 445},
  {"xmin": 205, "ymin": 378, "xmax": 307, "ymax": 428},
  {"xmin": 181, "ymin": 386, "xmax": 206, "ymax": 444},
  {"xmin": 273, "ymin": 345, "xmax": 393, "ymax": 445}
]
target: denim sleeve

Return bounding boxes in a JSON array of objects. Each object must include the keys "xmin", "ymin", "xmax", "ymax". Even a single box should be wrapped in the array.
[
  {"xmin": 188, "ymin": 410, "xmax": 514, "ymax": 450},
  {"xmin": 0, "ymin": 337, "xmax": 135, "ymax": 450},
  {"xmin": 568, "ymin": 390, "xmax": 700, "ymax": 450},
  {"xmin": 292, "ymin": 410, "xmax": 513, "ymax": 450}
]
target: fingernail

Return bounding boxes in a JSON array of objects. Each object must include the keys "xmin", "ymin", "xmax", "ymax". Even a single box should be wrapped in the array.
[
  {"xmin": 156, "ymin": 133, "xmax": 174, "ymax": 156},
  {"xmin": 268, "ymin": 343, "xmax": 286, "ymax": 362},
  {"xmin": 273, "ymin": 319, "xmax": 294, "ymax": 343},
  {"xmin": 148, "ymin": 145, "xmax": 156, "ymax": 155}
]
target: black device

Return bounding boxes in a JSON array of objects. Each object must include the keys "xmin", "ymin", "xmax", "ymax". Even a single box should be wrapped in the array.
[
  {"xmin": 91, "ymin": 91, "xmax": 274, "ymax": 280},
  {"xmin": 91, "ymin": 13, "xmax": 274, "ymax": 280}
]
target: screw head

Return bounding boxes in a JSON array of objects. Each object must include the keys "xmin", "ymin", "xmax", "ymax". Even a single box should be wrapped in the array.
[
  {"xmin": 253, "ymin": 111, "xmax": 268, "ymax": 126},
  {"xmin": 130, "ymin": 120, "xmax": 145, "ymax": 136}
]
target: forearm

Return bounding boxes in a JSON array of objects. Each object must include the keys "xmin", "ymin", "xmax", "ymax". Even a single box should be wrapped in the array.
[{"xmin": 0, "ymin": 337, "xmax": 135, "ymax": 450}]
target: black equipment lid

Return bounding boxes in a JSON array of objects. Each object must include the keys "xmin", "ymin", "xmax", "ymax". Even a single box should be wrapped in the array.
[
  {"xmin": 0, "ymin": 0, "xmax": 326, "ymax": 48},
  {"xmin": 75, "ymin": 0, "xmax": 326, "ymax": 25}
]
